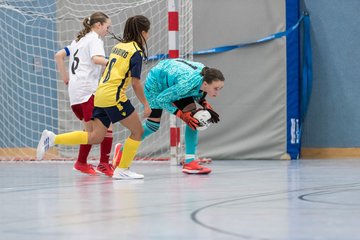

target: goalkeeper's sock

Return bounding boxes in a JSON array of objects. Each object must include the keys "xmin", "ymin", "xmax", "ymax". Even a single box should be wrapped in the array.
[
  {"xmin": 118, "ymin": 137, "xmax": 141, "ymax": 169},
  {"xmin": 184, "ymin": 125, "xmax": 198, "ymax": 164},
  {"xmin": 141, "ymin": 119, "xmax": 160, "ymax": 140},
  {"xmin": 54, "ymin": 131, "xmax": 88, "ymax": 145},
  {"xmin": 100, "ymin": 130, "xmax": 113, "ymax": 163}
]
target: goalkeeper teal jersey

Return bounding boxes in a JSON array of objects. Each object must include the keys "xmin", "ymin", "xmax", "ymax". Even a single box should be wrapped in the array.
[{"xmin": 144, "ymin": 59, "xmax": 205, "ymax": 114}]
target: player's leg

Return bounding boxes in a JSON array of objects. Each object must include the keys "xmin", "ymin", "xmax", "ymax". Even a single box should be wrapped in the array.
[
  {"xmin": 184, "ymin": 125, "xmax": 198, "ymax": 164},
  {"xmin": 72, "ymin": 96, "xmax": 97, "ymax": 175},
  {"xmin": 173, "ymin": 98, "xmax": 197, "ymax": 162},
  {"xmin": 96, "ymin": 123, "xmax": 114, "ymax": 176},
  {"xmin": 181, "ymin": 125, "xmax": 210, "ymax": 174},
  {"xmin": 142, "ymin": 70, "xmax": 162, "ymax": 140},
  {"xmin": 75, "ymin": 96, "xmax": 114, "ymax": 176},
  {"xmin": 111, "ymin": 110, "xmax": 162, "ymax": 168},
  {"xmin": 112, "ymin": 81, "xmax": 162, "ymax": 167},
  {"xmin": 86, "ymin": 107, "xmax": 113, "ymax": 145},
  {"xmin": 72, "ymin": 99, "xmax": 114, "ymax": 176},
  {"xmin": 173, "ymin": 98, "xmax": 211, "ymax": 174},
  {"xmin": 72, "ymin": 120, "xmax": 98, "ymax": 175},
  {"xmin": 36, "ymin": 111, "xmax": 108, "ymax": 160},
  {"xmin": 55, "ymin": 119, "xmax": 107, "ymax": 145},
  {"xmin": 113, "ymin": 110, "xmax": 144, "ymax": 179},
  {"xmin": 143, "ymin": 110, "xmax": 162, "ymax": 140},
  {"xmin": 98, "ymin": 100, "xmax": 143, "ymax": 179}
]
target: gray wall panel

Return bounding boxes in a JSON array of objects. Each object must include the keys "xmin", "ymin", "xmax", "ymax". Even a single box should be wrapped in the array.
[{"xmin": 193, "ymin": 0, "xmax": 288, "ymax": 159}]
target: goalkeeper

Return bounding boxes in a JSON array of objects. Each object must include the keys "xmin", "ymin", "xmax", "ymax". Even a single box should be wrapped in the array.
[{"xmin": 114, "ymin": 58, "xmax": 225, "ymax": 174}]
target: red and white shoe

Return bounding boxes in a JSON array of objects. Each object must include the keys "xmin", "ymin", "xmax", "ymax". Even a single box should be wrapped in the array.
[
  {"xmin": 73, "ymin": 162, "xmax": 97, "ymax": 175},
  {"xmin": 112, "ymin": 143, "xmax": 123, "ymax": 168},
  {"xmin": 182, "ymin": 160, "xmax": 212, "ymax": 174},
  {"xmin": 96, "ymin": 162, "xmax": 114, "ymax": 177}
]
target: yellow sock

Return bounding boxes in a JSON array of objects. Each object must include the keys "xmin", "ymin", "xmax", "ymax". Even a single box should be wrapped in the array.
[
  {"xmin": 54, "ymin": 131, "xmax": 88, "ymax": 145},
  {"xmin": 119, "ymin": 138, "xmax": 141, "ymax": 169}
]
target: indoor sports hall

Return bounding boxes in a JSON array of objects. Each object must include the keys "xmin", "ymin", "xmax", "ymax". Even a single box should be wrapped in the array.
[{"xmin": 1, "ymin": 0, "xmax": 359, "ymax": 239}]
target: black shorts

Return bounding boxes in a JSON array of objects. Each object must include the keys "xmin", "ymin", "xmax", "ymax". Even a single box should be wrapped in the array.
[
  {"xmin": 92, "ymin": 100, "xmax": 135, "ymax": 128},
  {"xmin": 149, "ymin": 96, "xmax": 195, "ymax": 118}
]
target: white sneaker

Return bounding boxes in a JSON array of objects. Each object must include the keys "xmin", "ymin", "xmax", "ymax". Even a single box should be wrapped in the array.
[
  {"xmin": 36, "ymin": 130, "xmax": 55, "ymax": 160},
  {"xmin": 112, "ymin": 168, "xmax": 144, "ymax": 180}
]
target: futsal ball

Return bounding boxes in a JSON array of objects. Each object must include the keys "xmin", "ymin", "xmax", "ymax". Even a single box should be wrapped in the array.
[{"xmin": 193, "ymin": 109, "xmax": 212, "ymax": 131}]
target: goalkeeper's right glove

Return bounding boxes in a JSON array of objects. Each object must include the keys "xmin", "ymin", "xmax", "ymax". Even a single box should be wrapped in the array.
[{"xmin": 175, "ymin": 110, "xmax": 199, "ymax": 130}]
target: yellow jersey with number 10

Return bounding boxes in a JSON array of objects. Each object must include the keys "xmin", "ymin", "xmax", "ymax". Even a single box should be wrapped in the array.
[{"xmin": 94, "ymin": 41, "xmax": 143, "ymax": 107}]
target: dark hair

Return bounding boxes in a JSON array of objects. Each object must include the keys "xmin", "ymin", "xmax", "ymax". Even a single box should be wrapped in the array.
[
  {"xmin": 76, "ymin": 12, "xmax": 109, "ymax": 42},
  {"xmin": 200, "ymin": 67, "xmax": 225, "ymax": 84},
  {"xmin": 109, "ymin": 15, "xmax": 150, "ymax": 60}
]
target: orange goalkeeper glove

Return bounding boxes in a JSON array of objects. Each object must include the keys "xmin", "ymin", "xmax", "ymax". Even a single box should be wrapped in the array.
[{"xmin": 175, "ymin": 110, "xmax": 199, "ymax": 130}]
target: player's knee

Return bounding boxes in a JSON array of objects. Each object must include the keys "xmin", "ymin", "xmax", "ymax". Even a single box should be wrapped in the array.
[
  {"xmin": 130, "ymin": 128, "xmax": 143, "ymax": 141},
  {"xmin": 88, "ymin": 133, "xmax": 105, "ymax": 144}
]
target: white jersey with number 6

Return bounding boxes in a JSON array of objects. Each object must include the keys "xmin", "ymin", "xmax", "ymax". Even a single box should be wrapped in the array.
[{"xmin": 65, "ymin": 31, "xmax": 105, "ymax": 106}]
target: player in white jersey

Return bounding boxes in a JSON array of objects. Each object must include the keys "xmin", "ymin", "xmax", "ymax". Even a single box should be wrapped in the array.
[
  {"xmin": 66, "ymin": 31, "xmax": 105, "ymax": 106},
  {"xmin": 54, "ymin": 12, "xmax": 114, "ymax": 176}
]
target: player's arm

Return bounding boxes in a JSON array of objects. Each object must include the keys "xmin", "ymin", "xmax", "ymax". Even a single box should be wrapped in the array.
[
  {"xmin": 54, "ymin": 48, "xmax": 69, "ymax": 85},
  {"xmin": 132, "ymin": 78, "xmax": 151, "ymax": 117},
  {"xmin": 92, "ymin": 56, "xmax": 108, "ymax": 75},
  {"xmin": 130, "ymin": 51, "xmax": 151, "ymax": 117},
  {"xmin": 90, "ymin": 38, "xmax": 108, "ymax": 68},
  {"xmin": 92, "ymin": 55, "xmax": 108, "ymax": 67}
]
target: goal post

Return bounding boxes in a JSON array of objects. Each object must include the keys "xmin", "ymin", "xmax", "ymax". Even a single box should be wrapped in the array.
[{"xmin": 0, "ymin": 0, "xmax": 192, "ymax": 161}]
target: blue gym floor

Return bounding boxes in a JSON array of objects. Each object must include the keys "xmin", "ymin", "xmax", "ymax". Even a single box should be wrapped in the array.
[{"xmin": 1, "ymin": 159, "xmax": 359, "ymax": 240}]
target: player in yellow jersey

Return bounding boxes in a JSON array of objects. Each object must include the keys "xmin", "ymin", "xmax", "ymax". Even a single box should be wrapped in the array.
[{"xmin": 37, "ymin": 15, "xmax": 151, "ymax": 179}]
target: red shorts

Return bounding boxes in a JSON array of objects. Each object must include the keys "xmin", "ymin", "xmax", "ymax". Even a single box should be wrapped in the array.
[{"xmin": 71, "ymin": 95, "xmax": 94, "ymax": 122}]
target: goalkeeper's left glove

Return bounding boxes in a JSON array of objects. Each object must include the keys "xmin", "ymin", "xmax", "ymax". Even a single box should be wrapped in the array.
[{"xmin": 199, "ymin": 99, "xmax": 220, "ymax": 124}]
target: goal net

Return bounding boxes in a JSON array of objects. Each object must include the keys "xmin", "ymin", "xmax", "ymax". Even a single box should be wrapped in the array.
[{"xmin": 0, "ymin": 0, "xmax": 192, "ymax": 161}]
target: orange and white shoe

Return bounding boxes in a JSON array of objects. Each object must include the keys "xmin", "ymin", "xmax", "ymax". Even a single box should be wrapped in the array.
[
  {"xmin": 196, "ymin": 157, "xmax": 212, "ymax": 164},
  {"xmin": 180, "ymin": 157, "xmax": 212, "ymax": 165},
  {"xmin": 112, "ymin": 143, "xmax": 123, "ymax": 168},
  {"xmin": 182, "ymin": 160, "xmax": 212, "ymax": 174}
]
